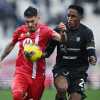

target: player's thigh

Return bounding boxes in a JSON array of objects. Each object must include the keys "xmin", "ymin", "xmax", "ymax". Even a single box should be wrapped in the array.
[
  {"xmin": 11, "ymin": 74, "xmax": 28, "ymax": 94},
  {"xmin": 54, "ymin": 75, "xmax": 68, "ymax": 92},
  {"xmin": 30, "ymin": 76, "xmax": 45, "ymax": 99},
  {"xmin": 68, "ymin": 74, "xmax": 87, "ymax": 100}
]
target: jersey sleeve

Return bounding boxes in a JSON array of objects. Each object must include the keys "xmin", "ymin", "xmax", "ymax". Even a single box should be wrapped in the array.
[
  {"xmin": 45, "ymin": 39, "xmax": 57, "ymax": 58},
  {"xmin": 85, "ymin": 29, "xmax": 96, "ymax": 57}
]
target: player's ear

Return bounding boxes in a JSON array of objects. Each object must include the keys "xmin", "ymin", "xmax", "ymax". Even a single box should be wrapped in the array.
[{"xmin": 79, "ymin": 15, "xmax": 84, "ymax": 20}]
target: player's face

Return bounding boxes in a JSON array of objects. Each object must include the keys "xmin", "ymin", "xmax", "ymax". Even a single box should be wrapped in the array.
[
  {"xmin": 25, "ymin": 16, "xmax": 39, "ymax": 32},
  {"xmin": 67, "ymin": 9, "xmax": 80, "ymax": 29}
]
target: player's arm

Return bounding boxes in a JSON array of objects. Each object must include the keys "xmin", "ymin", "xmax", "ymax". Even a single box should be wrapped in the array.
[
  {"xmin": 0, "ymin": 41, "xmax": 16, "ymax": 62},
  {"xmin": 44, "ymin": 23, "xmax": 67, "ymax": 58},
  {"xmin": 44, "ymin": 23, "xmax": 66, "ymax": 58},
  {"xmin": 53, "ymin": 22, "xmax": 67, "ymax": 43},
  {"xmin": 43, "ymin": 33, "xmax": 58, "ymax": 58},
  {"xmin": 0, "ymin": 27, "xmax": 19, "ymax": 62},
  {"xmin": 86, "ymin": 30, "xmax": 97, "ymax": 65},
  {"xmin": 52, "ymin": 31, "xmax": 62, "ymax": 41},
  {"xmin": 44, "ymin": 39, "xmax": 57, "ymax": 58}
]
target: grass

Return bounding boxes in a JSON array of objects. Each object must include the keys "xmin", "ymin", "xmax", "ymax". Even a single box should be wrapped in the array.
[{"xmin": 0, "ymin": 88, "xmax": 100, "ymax": 100}]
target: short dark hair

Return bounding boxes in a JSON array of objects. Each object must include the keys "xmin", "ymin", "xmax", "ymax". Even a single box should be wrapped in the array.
[
  {"xmin": 24, "ymin": 6, "xmax": 38, "ymax": 17},
  {"xmin": 68, "ymin": 5, "xmax": 84, "ymax": 18}
]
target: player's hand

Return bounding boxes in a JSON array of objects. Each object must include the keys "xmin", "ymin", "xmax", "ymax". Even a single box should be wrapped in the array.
[
  {"xmin": 58, "ymin": 22, "xmax": 67, "ymax": 43},
  {"xmin": 58, "ymin": 22, "xmax": 66, "ymax": 32},
  {"xmin": 88, "ymin": 56, "xmax": 97, "ymax": 65}
]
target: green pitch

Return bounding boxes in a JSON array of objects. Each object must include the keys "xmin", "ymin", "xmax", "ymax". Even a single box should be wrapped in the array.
[{"xmin": 0, "ymin": 88, "xmax": 100, "ymax": 100}]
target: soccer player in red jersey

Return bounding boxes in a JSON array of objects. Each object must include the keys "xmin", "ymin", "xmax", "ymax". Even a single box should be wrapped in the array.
[{"xmin": 0, "ymin": 6, "xmax": 62, "ymax": 100}]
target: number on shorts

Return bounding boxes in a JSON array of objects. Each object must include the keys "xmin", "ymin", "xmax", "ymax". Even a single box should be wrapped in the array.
[{"xmin": 79, "ymin": 78, "xmax": 85, "ymax": 88}]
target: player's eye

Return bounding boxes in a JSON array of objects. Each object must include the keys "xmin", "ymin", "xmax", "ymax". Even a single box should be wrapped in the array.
[
  {"xmin": 67, "ymin": 14, "xmax": 77, "ymax": 18},
  {"xmin": 26, "ymin": 20, "xmax": 35, "ymax": 23}
]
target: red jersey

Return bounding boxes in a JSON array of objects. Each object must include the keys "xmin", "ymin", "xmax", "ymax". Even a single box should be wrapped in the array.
[{"xmin": 12, "ymin": 23, "xmax": 54, "ymax": 77}]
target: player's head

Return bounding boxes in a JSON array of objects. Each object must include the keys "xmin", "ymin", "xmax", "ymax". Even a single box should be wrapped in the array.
[
  {"xmin": 67, "ymin": 5, "xmax": 84, "ymax": 29},
  {"xmin": 24, "ymin": 6, "xmax": 39, "ymax": 32}
]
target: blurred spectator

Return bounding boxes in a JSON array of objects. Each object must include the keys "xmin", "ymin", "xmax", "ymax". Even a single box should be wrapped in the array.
[
  {"xmin": 93, "ymin": 0, "xmax": 100, "ymax": 15},
  {"xmin": 73, "ymin": 0, "xmax": 84, "ymax": 6},
  {"xmin": 32, "ymin": 0, "xmax": 38, "ymax": 5},
  {"xmin": 73, "ymin": 0, "xmax": 100, "ymax": 15},
  {"xmin": 46, "ymin": 0, "xmax": 68, "ymax": 26},
  {"xmin": 0, "ymin": 0, "xmax": 17, "ymax": 37},
  {"xmin": 15, "ymin": 0, "xmax": 37, "ymax": 26},
  {"xmin": 85, "ymin": 0, "xmax": 100, "ymax": 15}
]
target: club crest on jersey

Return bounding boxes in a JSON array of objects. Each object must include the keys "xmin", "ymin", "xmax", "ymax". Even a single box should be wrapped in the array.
[
  {"xmin": 23, "ymin": 38, "xmax": 33, "ymax": 47},
  {"xmin": 76, "ymin": 37, "xmax": 80, "ymax": 42}
]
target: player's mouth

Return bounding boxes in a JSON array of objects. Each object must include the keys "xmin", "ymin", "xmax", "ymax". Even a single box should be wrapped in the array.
[
  {"xmin": 29, "ymin": 27, "xmax": 36, "ymax": 32},
  {"xmin": 68, "ymin": 21, "xmax": 74, "ymax": 27}
]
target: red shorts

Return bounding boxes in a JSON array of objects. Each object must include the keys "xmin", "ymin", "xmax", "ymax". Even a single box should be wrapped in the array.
[{"xmin": 11, "ymin": 73, "xmax": 45, "ymax": 100}]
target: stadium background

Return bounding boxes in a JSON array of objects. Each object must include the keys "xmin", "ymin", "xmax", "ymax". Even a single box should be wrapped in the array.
[{"xmin": 0, "ymin": 0, "xmax": 100, "ymax": 99}]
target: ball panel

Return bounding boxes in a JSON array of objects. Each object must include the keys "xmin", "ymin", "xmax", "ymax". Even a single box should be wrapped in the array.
[{"xmin": 24, "ymin": 44, "xmax": 43, "ymax": 62}]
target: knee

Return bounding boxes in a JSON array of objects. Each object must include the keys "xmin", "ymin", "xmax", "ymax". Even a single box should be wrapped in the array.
[
  {"xmin": 54, "ymin": 75, "xmax": 68, "ymax": 93},
  {"xmin": 57, "ymin": 84, "xmax": 68, "ymax": 93}
]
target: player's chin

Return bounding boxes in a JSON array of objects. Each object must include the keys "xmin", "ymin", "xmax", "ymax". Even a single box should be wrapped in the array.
[{"xmin": 31, "ymin": 28, "xmax": 36, "ymax": 32}]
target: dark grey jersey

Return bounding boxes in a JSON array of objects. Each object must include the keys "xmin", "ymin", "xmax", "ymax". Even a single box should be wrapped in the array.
[{"xmin": 45, "ymin": 23, "xmax": 96, "ymax": 71}]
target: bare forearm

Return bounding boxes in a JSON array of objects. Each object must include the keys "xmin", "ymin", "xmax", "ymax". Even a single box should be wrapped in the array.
[
  {"xmin": 54, "ymin": 33, "xmax": 61, "ymax": 41},
  {"xmin": 53, "ymin": 22, "xmax": 68, "ymax": 42},
  {"xmin": 0, "ymin": 42, "xmax": 15, "ymax": 61}
]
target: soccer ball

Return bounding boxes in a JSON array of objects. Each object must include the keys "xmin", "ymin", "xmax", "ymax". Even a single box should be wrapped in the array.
[{"xmin": 24, "ymin": 44, "xmax": 43, "ymax": 62}]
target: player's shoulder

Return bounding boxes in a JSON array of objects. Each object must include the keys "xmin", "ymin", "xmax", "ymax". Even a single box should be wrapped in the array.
[
  {"xmin": 38, "ymin": 23, "xmax": 51, "ymax": 30},
  {"xmin": 15, "ymin": 24, "xmax": 27, "ymax": 32},
  {"xmin": 80, "ymin": 23, "xmax": 93, "ymax": 33}
]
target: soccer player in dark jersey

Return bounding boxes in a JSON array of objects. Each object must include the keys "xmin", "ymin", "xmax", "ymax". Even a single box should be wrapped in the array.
[
  {"xmin": 45, "ymin": 5, "xmax": 97, "ymax": 100},
  {"xmin": 0, "ymin": 6, "xmax": 62, "ymax": 100}
]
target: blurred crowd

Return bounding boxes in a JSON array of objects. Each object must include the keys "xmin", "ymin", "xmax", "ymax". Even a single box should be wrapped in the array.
[{"xmin": 0, "ymin": 0, "xmax": 100, "ymax": 38}]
